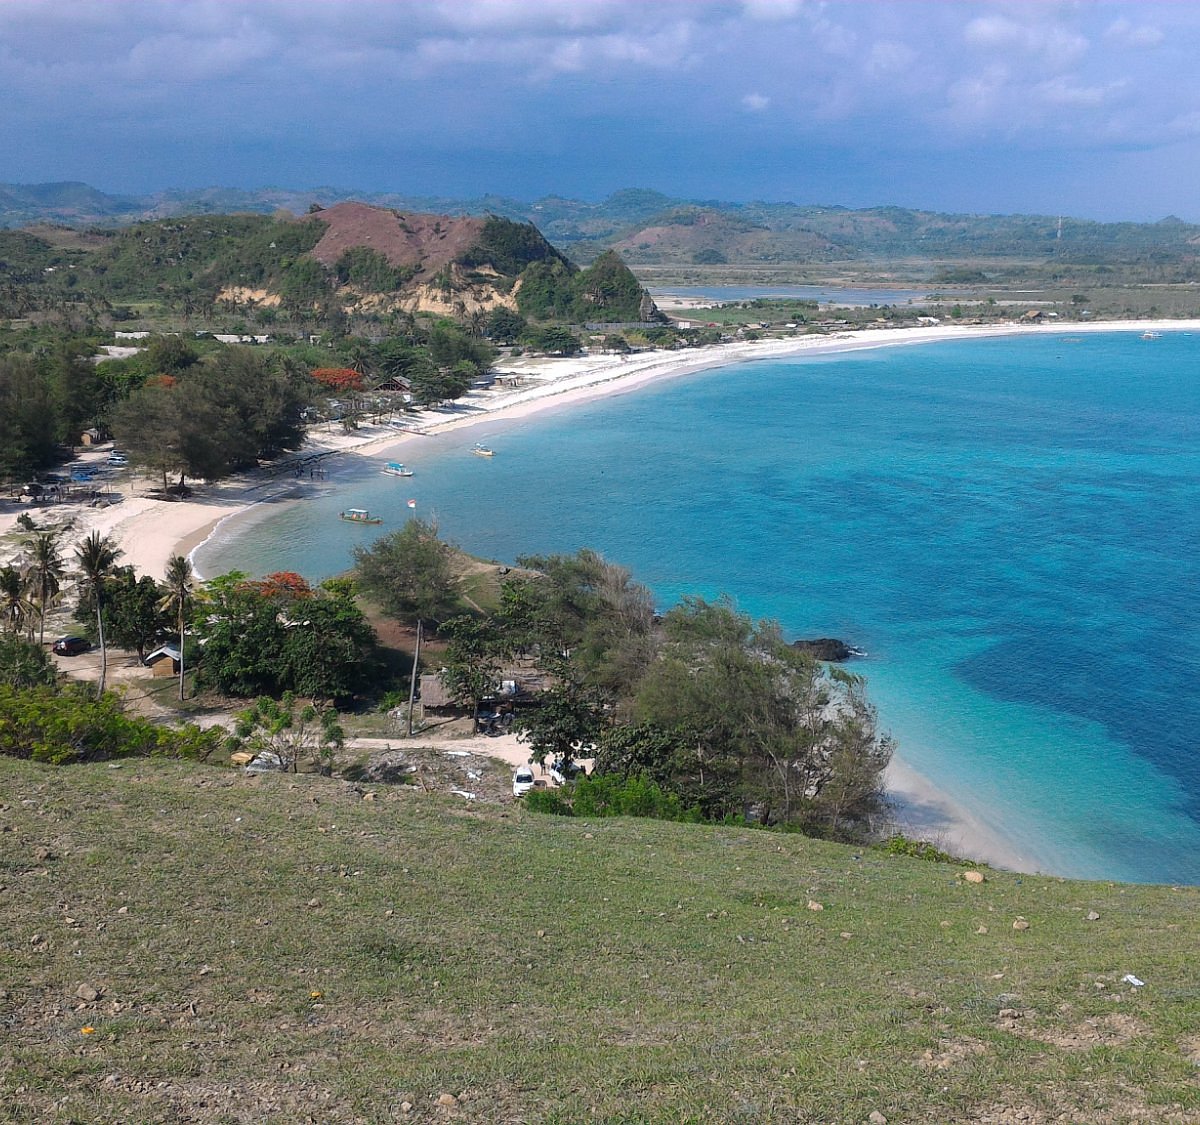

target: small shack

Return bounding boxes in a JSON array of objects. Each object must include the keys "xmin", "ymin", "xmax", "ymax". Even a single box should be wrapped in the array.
[
  {"xmin": 143, "ymin": 644, "xmax": 181, "ymax": 678},
  {"xmin": 80, "ymin": 428, "xmax": 102, "ymax": 446}
]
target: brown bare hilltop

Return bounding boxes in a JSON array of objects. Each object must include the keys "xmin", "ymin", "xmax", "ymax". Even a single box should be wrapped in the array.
[{"xmin": 304, "ymin": 201, "xmax": 487, "ymax": 275}]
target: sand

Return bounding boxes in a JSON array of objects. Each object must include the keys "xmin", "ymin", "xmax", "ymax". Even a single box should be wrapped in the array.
[{"xmin": 4, "ymin": 316, "xmax": 1194, "ymax": 870}]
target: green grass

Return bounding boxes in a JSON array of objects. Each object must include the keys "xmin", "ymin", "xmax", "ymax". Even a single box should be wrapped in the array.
[{"xmin": 1, "ymin": 757, "xmax": 1197, "ymax": 1123}]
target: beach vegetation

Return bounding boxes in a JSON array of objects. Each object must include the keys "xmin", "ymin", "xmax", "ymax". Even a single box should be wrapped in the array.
[
  {"xmin": 351, "ymin": 518, "xmax": 460, "ymax": 631},
  {"xmin": 0, "ymin": 633, "xmax": 58, "ymax": 689},
  {"xmin": 73, "ymin": 531, "xmax": 122, "ymax": 696},
  {"xmin": 191, "ymin": 571, "xmax": 378, "ymax": 704},
  {"xmin": 0, "ymin": 683, "xmax": 221, "ymax": 764},
  {"xmin": 22, "ymin": 529, "xmax": 65, "ymax": 647},
  {"xmin": 74, "ymin": 565, "xmax": 167, "ymax": 662},
  {"xmin": 227, "ymin": 691, "xmax": 345, "ymax": 776},
  {"xmin": 160, "ymin": 555, "xmax": 195, "ymax": 702}
]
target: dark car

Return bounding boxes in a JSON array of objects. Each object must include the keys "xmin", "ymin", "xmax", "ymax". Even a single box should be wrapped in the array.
[{"xmin": 52, "ymin": 636, "xmax": 90, "ymax": 656}]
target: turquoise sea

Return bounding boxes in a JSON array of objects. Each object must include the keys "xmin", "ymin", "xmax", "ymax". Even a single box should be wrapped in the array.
[{"xmin": 197, "ymin": 332, "xmax": 1200, "ymax": 884}]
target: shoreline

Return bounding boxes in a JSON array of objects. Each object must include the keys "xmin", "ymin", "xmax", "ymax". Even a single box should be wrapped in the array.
[{"xmin": 4, "ymin": 316, "xmax": 1196, "ymax": 875}]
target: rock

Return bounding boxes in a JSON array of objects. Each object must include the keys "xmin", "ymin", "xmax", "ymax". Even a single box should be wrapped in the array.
[
  {"xmin": 437, "ymin": 1092, "xmax": 458, "ymax": 1107},
  {"xmin": 75, "ymin": 984, "xmax": 101, "ymax": 1002},
  {"xmin": 807, "ymin": 900, "xmax": 824, "ymax": 912},
  {"xmin": 962, "ymin": 869, "xmax": 985, "ymax": 883},
  {"xmin": 33, "ymin": 846, "xmax": 54, "ymax": 862},
  {"xmin": 400, "ymin": 1102, "xmax": 413, "ymax": 1114},
  {"xmin": 869, "ymin": 1112, "xmax": 888, "ymax": 1124},
  {"xmin": 307, "ymin": 898, "xmax": 321, "ymax": 909},
  {"xmin": 116, "ymin": 906, "xmax": 128, "ymax": 915},
  {"xmin": 1012, "ymin": 918, "xmax": 1030, "ymax": 931},
  {"xmin": 791, "ymin": 638, "xmax": 863, "ymax": 662},
  {"xmin": 1086, "ymin": 910, "xmax": 1100, "ymax": 921},
  {"xmin": 976, "ymin": 925, "xmax": 988, "ymax": 934}
]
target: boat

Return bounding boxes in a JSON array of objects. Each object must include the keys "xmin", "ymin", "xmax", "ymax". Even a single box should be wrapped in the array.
[
  {"xmin": 1141, "ymin": 331, "xmax": 1163, "ymax": 340},
  {"xmin": 382, "ymin": 461, "xmax": 414, "ymax": 477},
  {"xmin": 340, "ymin": 508, "xmax": 383, "ymax": 525},
  {"xmin": 472, "ymin": 443, "xmax": 495, "ymax": 458}
]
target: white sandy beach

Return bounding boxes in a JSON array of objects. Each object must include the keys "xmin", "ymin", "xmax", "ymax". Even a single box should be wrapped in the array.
[{"xmin": 3, "ymin": 316, "xmax": 1196, "ymax": 870}]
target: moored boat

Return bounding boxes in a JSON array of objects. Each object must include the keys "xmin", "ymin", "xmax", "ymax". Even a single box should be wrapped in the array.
[
  {"xmin": 382, "ymin": 462, "xmax": 414, "ymax": 477},
  {"xmin": 340, "ymin": 508, "xmax": 383, "ymax": 525},
  {"xmin": 472, "ymin": 442, "xmax": 494, "ymax": 457}
]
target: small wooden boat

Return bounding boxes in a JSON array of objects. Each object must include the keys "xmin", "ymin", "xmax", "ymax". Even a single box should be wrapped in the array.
[
  {"xmin": 340, "ymin": 508, "xmax": 383, "ymax": 525},
  {"xmin": 382, "ymin": 461, "xmax": 414, "ymax": 477},
  {"xmin": 472, "ymin": 443, "xmax": 494, "ymax": 458}
]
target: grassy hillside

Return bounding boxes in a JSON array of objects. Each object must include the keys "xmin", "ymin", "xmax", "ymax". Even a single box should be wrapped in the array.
[{"xmin": 2, "ymin": 757, "xmax": 1197, "ymax": 1123}]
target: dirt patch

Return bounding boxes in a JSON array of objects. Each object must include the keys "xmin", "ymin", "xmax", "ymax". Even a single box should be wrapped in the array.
[
  {"xmin": 303, "ymin": 201, "xmax": 485, "ymax": 274},
  {"xmin": 997, "ymin": 1008, "xmax": 1147, "ymax": 1051},
  {"xmin": 917, "ymin": 1036, "xmax": 987, "ymax": 1069},
  {"xmin": 349, "ymin": 746, "xmax": 515, "ymax": 804},
  {"xmin": 1181, "ymin": 1033, "xmax": 1200, "ymax": 1066}
]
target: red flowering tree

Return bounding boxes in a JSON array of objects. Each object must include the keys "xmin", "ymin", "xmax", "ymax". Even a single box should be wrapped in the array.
[{"xmin": 311, "ymin": 368, "xmax": 364, "ymax": 392}]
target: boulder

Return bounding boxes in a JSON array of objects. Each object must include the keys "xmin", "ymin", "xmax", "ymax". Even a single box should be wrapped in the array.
[{"xmin": 791, "ymin": 638, "xmax": 864, "ymax": 662}]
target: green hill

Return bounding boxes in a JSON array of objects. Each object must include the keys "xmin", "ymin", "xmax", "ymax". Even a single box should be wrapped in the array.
[
  {"xmin": 1, "ymin": 204, "xmax": 653, "ymax": 325},
  {"xmin": 2, "ymin": 756, "xmax": 1196, "ymax": 1123}
]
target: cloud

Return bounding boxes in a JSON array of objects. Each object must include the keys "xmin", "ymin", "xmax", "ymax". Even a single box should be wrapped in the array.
[
  {"xmin": 1106, "ymin": 18, "xmax": 1165, "ymax": 48},
  {"xmin": 742, "ymin": 92, "xmax": 770, "ymax": 112}
]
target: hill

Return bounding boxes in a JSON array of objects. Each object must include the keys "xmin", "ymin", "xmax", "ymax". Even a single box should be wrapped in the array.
[
  {"xmin": 2, "ymin": 756, "xmax": 1197, "ymax": 1123},
  {"xmin": 5, "ymin": 181, "xmax": 1200, "ymax": 277},
  {"xmin": 0, "ymin": 204, "xmax": 654, "ymax": 324}
]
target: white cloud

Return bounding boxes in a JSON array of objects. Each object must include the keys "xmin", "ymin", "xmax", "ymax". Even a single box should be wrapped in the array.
[
  {"xmin": 742, "ymin": 92, "xmax": 770, "ymax": 111},
  {"xmin": 741, "ymin": 0, "xmax": 804, "ymax": 20},
  {"xmin": 1106, "ymin": 18, "xmax": 1164, "ymax": 48},
  {"xmin": 964, "ymin": 13, "xmax": 1089, "ymax": 68}
]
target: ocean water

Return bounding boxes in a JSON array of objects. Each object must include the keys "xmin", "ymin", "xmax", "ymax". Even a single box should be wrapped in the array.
[{"xmin": 197, "ymin": 331, "xmax": 1200, "ymax": 884}]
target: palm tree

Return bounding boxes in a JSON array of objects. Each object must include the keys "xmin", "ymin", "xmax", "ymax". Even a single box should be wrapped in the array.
[
  {"xmin": 160, "ymin": 554, "xmax": 194, "ymax": 702},
  {"xmin": 0, "ymin": 565, "xmax": 29, "ymax": 636},
  {"xmin": 75, "ymin": 532, "xmax": 121, "ymax": 696},
  {"xmin": 23, "ymin": 531, "xmax": 65, "ymax": 647}
]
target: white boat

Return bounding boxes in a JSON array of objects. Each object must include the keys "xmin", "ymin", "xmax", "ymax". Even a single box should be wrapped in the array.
[
  {"xmin": 382, "ymin": 461, "xmax": 414, "ymax": 477},
  {"xmin": 472, "ymin": 443, "xmax": 494, "ymax": 458},
  {"xmin": 1141, "ymin": 331, "xmax": 1163, "ymax": 340},
  {"xmin": 340, "ymin": 508, "xmax": 383, "ymax": 525}
]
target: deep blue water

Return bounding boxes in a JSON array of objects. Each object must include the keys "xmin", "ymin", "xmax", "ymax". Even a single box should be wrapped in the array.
[{"xmin": 197, "ymin": 332, "xmax": 1200, "ymax": 883}]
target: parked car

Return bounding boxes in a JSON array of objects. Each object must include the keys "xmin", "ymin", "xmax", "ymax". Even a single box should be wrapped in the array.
[
  {"xmin": 52, "ymin": 636, "xmax": 90, "ymax": 656},
  {"xmin": 107, "ymin": 453, "xmax": 129, "ymax": 467},
  {"xmin": 548, "ymin": 758, "xmax": 587, "ymax": 785},
  {"xmin": 512, "ymin": 766, "xmax": 536, "ymax": 797}
]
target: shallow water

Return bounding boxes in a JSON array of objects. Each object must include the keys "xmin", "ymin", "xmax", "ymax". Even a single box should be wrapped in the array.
[{"xmin": 198, "ymin": 331, "xmax": 1200, "ymax": 883}]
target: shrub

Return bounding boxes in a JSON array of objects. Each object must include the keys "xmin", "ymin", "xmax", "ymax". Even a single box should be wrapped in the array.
[
  {"xmin": 878, "ymin": 834, "xmax": 968, "ymax": 865},
  {"xmin": 0, "ymin": 683, "xmax": 222, "ymax": 764},
  {"xmin": 525, "ymin": 788, "xmax": 574, "ymax": 816}
]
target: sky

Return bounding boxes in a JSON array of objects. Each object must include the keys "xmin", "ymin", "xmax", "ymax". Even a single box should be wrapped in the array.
[{"xmin": 3, "ymin": 0, "xmax": 1200, "ymax": 220}]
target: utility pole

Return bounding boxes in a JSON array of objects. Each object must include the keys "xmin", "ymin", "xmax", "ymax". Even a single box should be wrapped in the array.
[{"xmin": 406, "ymin": 619, "xmax": 423, "ymax": 737}]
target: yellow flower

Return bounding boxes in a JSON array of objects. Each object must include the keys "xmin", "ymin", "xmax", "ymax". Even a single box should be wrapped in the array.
[
  {"xmin": 309, "ymin": 991, "xmax": 323, "ymax": 999},
  {"xmin": 81, "ymin": 1026, "xmax": 95, "ymax": 1035}
]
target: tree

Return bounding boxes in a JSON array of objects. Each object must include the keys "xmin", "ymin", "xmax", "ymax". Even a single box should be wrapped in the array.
[
  {"xmin": 628, "ymin": 598, "xmax": 893, "ymax": 837},
  {"xmin": 484, "ymin": 307, "xmax": 527, "ymax": 345},
  {"xmin": 228, "ymin": 692, "xmax": 345, "ymax": 775},
  {"xmin": 74, "ymin": 532, "xmax": 121, "ymax": 696},
  {"xmin": 352, "ymin": 519, "xmax": 459, "ymax": 630},
  {"xmin": 0, "ymin": 565, "xmax": 30, "ymax": 637},
  {"xmin": 0, "ymin": 634, "xmax": 58, "ymax": 689},
  {"xmin": 515, "ymin": 672, "xmax": 607, "ymax": 769},
  {"xmin": 160, "ymin": 555, "xmax": 194, "ymax": 702},
  {"xmin": 84, "ymin": 568, "xmax": 167, "ymax": 661},
  {"xmin": 23, "ymin": 531, "xmax": 65, "ymax": 647},
  {"xmin": 438, "ymin": 615, "xmax": 507, "ymax": 724}
]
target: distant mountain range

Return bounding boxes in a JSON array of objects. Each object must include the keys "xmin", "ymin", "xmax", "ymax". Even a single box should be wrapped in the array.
[{"xmin": 3, "ymin": 181, "xmax": 1200, "ymax": 271}]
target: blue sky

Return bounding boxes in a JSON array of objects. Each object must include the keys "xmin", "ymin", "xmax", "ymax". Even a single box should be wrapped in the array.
[{"xmin": 3, "ymin": 0, "xmax": 1200, "ymax": 220}]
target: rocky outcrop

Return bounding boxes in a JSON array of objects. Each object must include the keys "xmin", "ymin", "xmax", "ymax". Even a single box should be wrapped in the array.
[{"xmin": 791, "ymin": 638, "xmax": 865, "ymax": 662}]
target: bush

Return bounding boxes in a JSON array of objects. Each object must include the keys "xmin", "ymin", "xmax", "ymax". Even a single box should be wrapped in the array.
[
  {"xmin": 0, "ymin": 683, "xmax": 222, "ymax": 764},
  {"xmin": 877, "ymin": 834, "xmax": 968, "ymax": 865},
  {"xmin": 550, "ymin": 773, "xmax": 702, "ymax": 822},
  {"xmin": 525, "ymin": 788, "xmax": 574, "ymax": 816}
]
